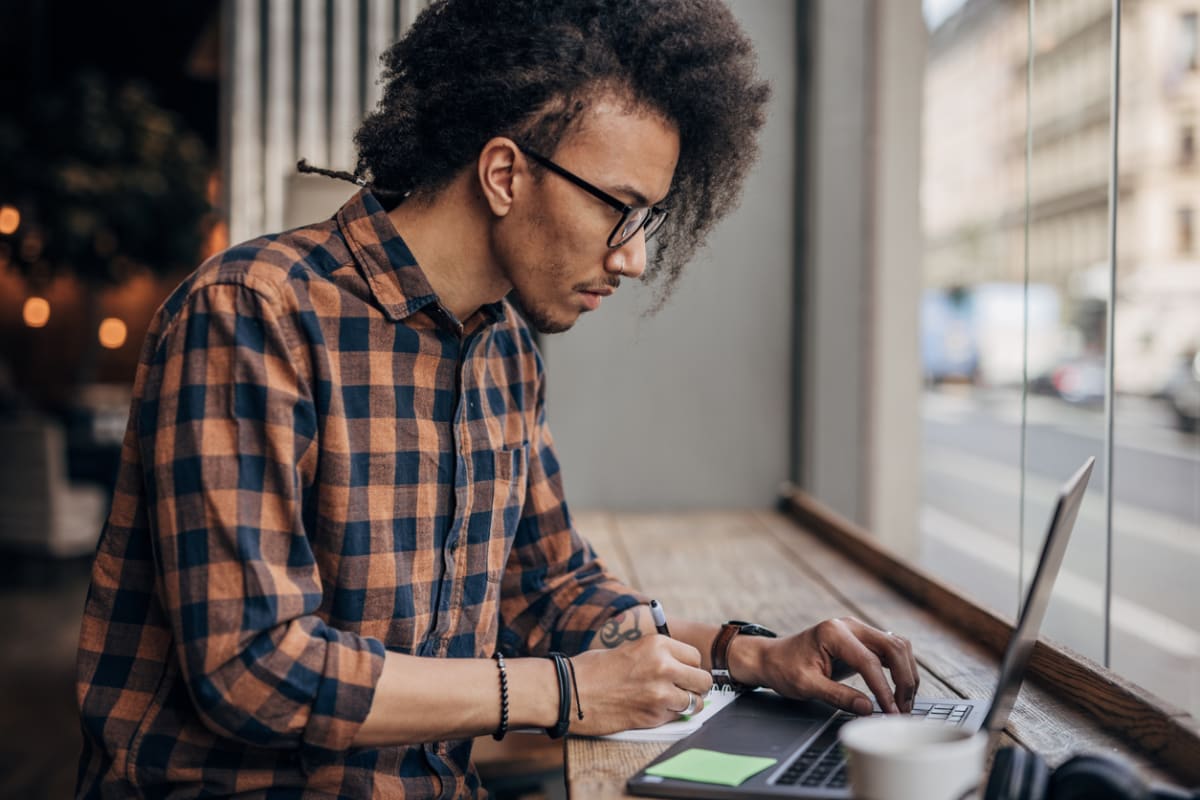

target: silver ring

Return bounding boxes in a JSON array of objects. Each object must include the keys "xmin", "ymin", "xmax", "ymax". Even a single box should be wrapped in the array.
[{"xmin": 674, "ymin": 691, "xmax": 699, "ymax": 716}]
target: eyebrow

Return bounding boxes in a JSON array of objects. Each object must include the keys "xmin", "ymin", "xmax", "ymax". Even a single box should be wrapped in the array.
[{"xmin": 610, "ymin": 183, "xmax": 667, "ymax": 207}]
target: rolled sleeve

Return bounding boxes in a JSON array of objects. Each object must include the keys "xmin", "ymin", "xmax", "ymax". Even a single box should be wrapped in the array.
[
  {"xmin": 139, "ymin": 279, "xmax": 385, "ymax": 758},
  {"xmin": 497, "ymin": 367, "xmax": 647, "ymax": 657}
]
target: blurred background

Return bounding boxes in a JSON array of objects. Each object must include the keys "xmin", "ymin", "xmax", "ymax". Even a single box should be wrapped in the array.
[{"xmin": 0, "ymin": 0, "xmax": 1196, "ymax": 797}]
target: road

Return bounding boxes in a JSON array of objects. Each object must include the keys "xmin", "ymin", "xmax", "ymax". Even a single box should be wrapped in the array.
[{"xmin": 917, "ymin": 385, "xmax": 1200, "ymax": 716}]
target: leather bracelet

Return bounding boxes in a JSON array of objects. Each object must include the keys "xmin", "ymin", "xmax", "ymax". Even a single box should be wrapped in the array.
[
  {"xmin": 491, "ymin": 652, "xmax": 509, "ymax": 741},
  {"xmin": 565, "ymin": 655, "xmax": 584, "ymax": 720},
  {"xmin": 546, "ymin": 652, "xmax": 571, "ymax": 739}
]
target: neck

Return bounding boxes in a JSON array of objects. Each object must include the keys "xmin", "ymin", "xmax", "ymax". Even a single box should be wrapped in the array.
[{"xmin": 385, "ymin": 175, "xmax": 509, "ymax": 322}]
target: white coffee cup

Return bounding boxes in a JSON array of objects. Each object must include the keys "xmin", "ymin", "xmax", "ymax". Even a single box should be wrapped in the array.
[{"xmin": 839, "ymin": 716, "xmax": 988, "ymax": 800}]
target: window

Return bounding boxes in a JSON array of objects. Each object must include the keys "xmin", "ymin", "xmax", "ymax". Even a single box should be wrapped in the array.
[
  {"xmin": 920, "ymin": 0, "xmax": 1200, "ymax": 721},
  {"xmin": 801, "ymin": 0, "xmax": 1200, "ymax": 724}
]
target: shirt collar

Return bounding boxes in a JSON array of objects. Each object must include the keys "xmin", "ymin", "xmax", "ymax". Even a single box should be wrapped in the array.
[{"xmin": 336, "ymin": 189, "xmax": 507, "ymax": 331}]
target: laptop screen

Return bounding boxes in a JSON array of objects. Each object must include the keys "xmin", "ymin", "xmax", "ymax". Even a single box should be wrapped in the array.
[{"xmin": 980, "ymin": 457, "xmax": 1095, "ymax": 736}]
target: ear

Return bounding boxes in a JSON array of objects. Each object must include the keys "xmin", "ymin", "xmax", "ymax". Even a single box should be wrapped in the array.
[{"xmin": 477, "ymin": 137, "xmax": 522, "ymax": 218}]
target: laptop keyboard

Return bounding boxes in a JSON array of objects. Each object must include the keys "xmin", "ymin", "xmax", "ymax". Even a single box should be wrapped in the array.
[{"xmin": 773, "ymin": 703, "xmax": 971, "ymax": 789}]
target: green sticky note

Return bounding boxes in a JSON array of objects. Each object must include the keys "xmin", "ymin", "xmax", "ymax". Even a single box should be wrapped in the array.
[{"xmin": 644, "ymin": 748, "xmax": 778, "ymax": 787}]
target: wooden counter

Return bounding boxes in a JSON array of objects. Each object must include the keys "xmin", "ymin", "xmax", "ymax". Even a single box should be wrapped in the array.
[{"xmin": 561, "ymin": 504, "xmax": 1200, "ymax": 799}]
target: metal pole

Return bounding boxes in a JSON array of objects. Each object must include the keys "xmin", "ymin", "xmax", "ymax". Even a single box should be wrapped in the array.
[{"xmin": 1102, "ymin": 0, "xmax": 1122, "ymax": 669}]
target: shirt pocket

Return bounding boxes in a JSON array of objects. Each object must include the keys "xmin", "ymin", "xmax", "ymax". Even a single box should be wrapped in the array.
[{"xmin": 485, "ymin": 443, "xmax": 529, "ymax": 584}]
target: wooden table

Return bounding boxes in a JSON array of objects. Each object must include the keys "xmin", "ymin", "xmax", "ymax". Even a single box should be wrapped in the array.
[{"xmin": 561, "ymin": 505, "xmax": 1200, "ymax": 799}]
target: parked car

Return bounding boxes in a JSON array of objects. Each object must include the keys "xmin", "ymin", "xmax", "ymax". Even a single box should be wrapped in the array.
[
  {"xmin": 1051, "ymin": 355, "xmax": 1107, "ymax": 406},
  {"xmin": 1164, "ymin": 352, "xmax": 1200, "ymax": 433}
]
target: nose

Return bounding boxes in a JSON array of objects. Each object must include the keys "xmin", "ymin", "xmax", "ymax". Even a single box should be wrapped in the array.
[{"xmin": 605, "ymin": 230, "xmax": 647, "ymax": 279}]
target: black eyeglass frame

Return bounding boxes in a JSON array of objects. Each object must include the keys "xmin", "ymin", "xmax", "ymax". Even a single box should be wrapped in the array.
[{"xmin": 521, "ymin": 148, "xmax": 669, "ymax": 249}]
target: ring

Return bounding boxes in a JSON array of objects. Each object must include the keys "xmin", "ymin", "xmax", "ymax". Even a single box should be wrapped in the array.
[
  {"xmin": 673, "ymin": 691, "xmax": 699, "ymax": 716},
  {"xmin": 885, "ymin": 631, "xmax": 894, "ymax": 637}
]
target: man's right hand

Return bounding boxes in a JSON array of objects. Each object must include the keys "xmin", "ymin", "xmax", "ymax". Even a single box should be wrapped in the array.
[{"xmin": 566, "ymin": 634, "xmax": 713, "ymax": 735}]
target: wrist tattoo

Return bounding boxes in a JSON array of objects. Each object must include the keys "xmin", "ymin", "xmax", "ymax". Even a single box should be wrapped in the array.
[{"xmin": 599, "ymin": 607, "xmax": 643, "ymax": 649}]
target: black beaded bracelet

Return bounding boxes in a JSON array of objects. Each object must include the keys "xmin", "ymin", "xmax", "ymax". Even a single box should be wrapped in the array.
[
  {"xmin": 546, "ymin": 652, "xmax": 571, "ymax": 739},
  {"xmin": 491, "ymin": 652, "xmax": 509, "ymax": 741}
]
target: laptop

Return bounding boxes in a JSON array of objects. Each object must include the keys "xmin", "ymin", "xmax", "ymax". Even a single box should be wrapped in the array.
[{"xmin": 627, "ymin": 457, "xmax": 1095, "ymax": 799}]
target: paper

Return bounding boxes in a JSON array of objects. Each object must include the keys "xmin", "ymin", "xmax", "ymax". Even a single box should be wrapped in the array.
[
  {"xmin": 599, "ymin": 688, "xmax": 739, "ymax": 741},
  {"xmin": 644, "ymin": 748, "xmax": 778, "ymax": 787}
]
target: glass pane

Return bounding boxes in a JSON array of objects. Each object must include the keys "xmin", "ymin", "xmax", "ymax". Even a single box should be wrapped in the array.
[
  {"xmin": 918, "ymin": 0, "xmax": 1032, "ymax": 620},
  {"xmin": 1019, "ymin": 0, "xmax": 1113, "ymax": 666},
  {"xmin": 1111, "ymin": 1, "xmax": 1200, "ymax": 717}
]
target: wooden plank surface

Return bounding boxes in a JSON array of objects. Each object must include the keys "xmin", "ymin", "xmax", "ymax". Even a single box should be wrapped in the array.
[
  {"xmin": 569, "ymin": 511, "xmax": 961, "ymax": 799},
  {"xmin": 565, "ymin": 510, "xmax": 1194, "ymax": 798}
]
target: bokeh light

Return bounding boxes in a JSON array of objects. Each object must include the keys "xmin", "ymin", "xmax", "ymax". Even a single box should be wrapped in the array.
[
  {"xmin": 22, "ymin": 296, "xmax": 50, "ymax": 328},
  {"xmin": 98, "ymin": 317, "xmax": 127, "ymax": 349},
  {"xmin": 0, "ymin": 205, "xmax": 19, "ymax": 235}
]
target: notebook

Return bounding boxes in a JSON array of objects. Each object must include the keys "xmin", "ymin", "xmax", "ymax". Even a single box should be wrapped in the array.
[
  {"xmin": 626, "ymin": 457, "xmax": 1095, "ymax": 799},
  {"xmin": 602, "ymin": 686, "xmax": 741, "ymax": 742}
]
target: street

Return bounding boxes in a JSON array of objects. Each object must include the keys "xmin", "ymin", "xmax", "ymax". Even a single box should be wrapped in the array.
[{"xmin": 918, "ymin": 386, "xmax": 1200, "ymax": 717}]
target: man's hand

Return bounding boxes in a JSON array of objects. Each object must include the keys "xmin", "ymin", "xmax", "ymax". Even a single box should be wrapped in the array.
[
  {"xmin": 567, "ymin": 634, "xmax": 714, "ymax": 736},
  {"xmin": 740, "ymin": 617, "xmax": 919, "ymax": 717}
]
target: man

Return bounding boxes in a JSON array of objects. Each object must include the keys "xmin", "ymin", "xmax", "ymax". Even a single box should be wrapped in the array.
[{"xmin": 76, "ymin": 1, "xmax": 919, "ymax": 797}]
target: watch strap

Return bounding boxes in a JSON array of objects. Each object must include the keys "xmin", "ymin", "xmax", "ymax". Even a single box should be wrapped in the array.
[
  {"xmin": 711, "ymin": 620, "xmax": 778, "ymax": 690},
  {"xmin": 710, "ymin": 623, "xmax": 741, "ymax": 688}
]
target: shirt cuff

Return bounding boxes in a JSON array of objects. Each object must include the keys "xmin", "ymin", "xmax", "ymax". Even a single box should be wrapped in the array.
[{"xmin": 298, "ymin": 632, "xmax": 387, "ymax": 769}]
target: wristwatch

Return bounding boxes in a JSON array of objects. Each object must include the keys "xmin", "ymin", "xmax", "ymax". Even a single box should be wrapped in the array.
[{"xmin": 711, "ymin": 620, "xmax": 777, "ymax": 691}]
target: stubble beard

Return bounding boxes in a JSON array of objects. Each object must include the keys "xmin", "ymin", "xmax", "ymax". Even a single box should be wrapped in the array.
[
  {"xmin": 515, "ymin": 285, "xmax": 576, "ymax": 334},
  {"xmin": 511, "ymin": 259, "xmax": 580, "ymax": 335}
]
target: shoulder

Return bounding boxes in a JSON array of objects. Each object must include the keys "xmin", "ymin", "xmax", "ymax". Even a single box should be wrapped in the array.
[{"xmin": 158, "ymin": 219, "xmax": 350, "ymax": 330}]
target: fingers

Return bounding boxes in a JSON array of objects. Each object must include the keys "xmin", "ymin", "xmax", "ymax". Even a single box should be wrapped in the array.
[
  {"xmin": 809, "ymin": 674, "xmax": 877, "ymax": 717},
  {"xmin": 628, "ymin": 635, "xmax": 711, "ymax": 720},
  {"xmin": 824, "ymin": 623, "xmax": 899, "ymax": 714},
  {"xmin": 882, "ymin": 627, "xmax": 919, "ymax": 711},
  {"xmin": 660, "ymin": 636, "xmax": 704, "ymax": 669},
  {"xmin": 658, "ymin": 638, "xmax": 712, "ymax": 697},
  {"xmin": 669, "ymin": 688, "xmax": 704, "ymax": 716},
  {"xmin": 668, "ymin": 662, "xmax": 714, "ymax": 699},
  {"xmin": 850, "ymin": 623, "xmax": 920, "ymax": 713},
  {"xmin": 818, "ymin": 618, "xmax": 920, "ymax": 714}
]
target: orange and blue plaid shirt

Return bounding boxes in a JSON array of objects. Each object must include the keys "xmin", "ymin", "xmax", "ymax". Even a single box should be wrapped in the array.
[{"xmin": 75, "ymin": 189, "xmax": 646, "ymax": 798}]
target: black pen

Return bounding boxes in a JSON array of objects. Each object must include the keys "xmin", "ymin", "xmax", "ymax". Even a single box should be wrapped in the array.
[{"xmin": 649, "ymin": 599, "xmax": 671, "ymax": 637}]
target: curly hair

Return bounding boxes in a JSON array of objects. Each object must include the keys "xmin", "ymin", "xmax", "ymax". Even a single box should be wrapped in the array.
[{"xmin": 352, "ymin": 0, "xmax": 770, "ymax": 306}]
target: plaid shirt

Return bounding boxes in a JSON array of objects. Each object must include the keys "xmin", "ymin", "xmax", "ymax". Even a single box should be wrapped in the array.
[{"xmin": 75, "ymin": 189, "xmax": 646, "ymax": 799}]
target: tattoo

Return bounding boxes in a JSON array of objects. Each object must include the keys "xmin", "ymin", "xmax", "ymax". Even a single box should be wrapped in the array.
[{"xmin": 599, "ymin": 607, "xmax": 644, "ymax": 649}]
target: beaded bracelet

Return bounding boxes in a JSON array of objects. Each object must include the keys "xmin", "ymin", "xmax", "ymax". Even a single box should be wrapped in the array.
[{"xmin": 491, "ymin": 652, "xmax": 509, "ymax": 741}]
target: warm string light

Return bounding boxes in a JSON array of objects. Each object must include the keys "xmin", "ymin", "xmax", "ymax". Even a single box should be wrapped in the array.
[
  {"xmin": 23, "ymin": 296, "xmax": 50, "ymax": 328},
  {"xmin": 98, "ymin": 317, "xmax": 127, "ymax": 349},
  {"xmin": 23, "ymin": 295, "xmax": 131, "ymax": 350},
  {"xmin": 0, "ymin": 205, "xmax": 19, "ymax": 235}
]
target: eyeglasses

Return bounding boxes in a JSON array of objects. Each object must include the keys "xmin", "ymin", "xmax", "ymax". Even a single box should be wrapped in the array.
[{"xmin": 521, "ymin": 148, "xmax": 669, "ymax": 249}]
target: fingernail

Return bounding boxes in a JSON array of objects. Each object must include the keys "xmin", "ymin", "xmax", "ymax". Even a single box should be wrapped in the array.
[
  {"xmin": 889, "ymin": 701, "xmax": 900, "ymax": 714},
  {"xmin": 853, "ymin": 697, "xmax": 872, "ymax": 716}
]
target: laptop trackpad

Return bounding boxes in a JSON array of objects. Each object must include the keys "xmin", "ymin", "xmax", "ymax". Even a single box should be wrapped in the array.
[{"xmin": 680, "ymin": 693, "xmax": 836, "ymax": 757}]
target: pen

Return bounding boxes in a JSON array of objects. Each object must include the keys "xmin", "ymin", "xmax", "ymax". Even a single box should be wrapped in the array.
[{"xmin": 649, "ymin": 599, "xmax": 671, "ymax": 637}]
